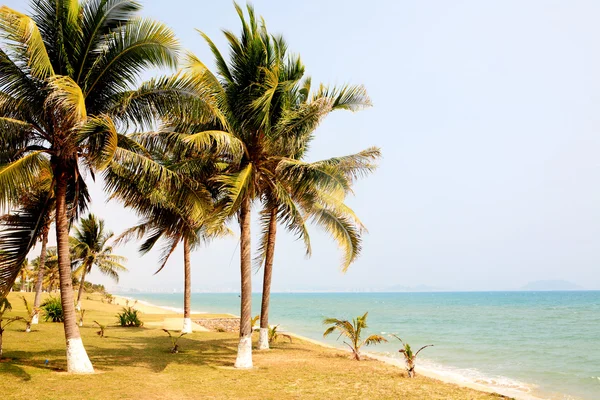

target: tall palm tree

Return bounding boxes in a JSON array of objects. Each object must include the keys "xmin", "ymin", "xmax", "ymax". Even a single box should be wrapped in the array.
[
  {"xmin": 32, "ymin": 247, "xmax": 59, "ymax": 293},
  {"xmin": 185, "ymin": 3, "xmax": 378, "ymax": 365},
  {"xmin": 71, "ymin": 214, "xmax": 127, "ymax": 310},
  {"xmin": 247, "ymin": 48, "xmax": 380, "ymax": 350},
  {"xmin": 0, "ymin": 0, "xmax": 181, "ymax": 372},
  {"xmin": 109, "ymin": 127, "xmax": 232, "ymax": 334}
]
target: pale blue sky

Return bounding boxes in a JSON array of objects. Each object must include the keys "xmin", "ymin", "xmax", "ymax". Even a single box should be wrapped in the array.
[{"xmin": 12, "ymin": 0, "xmax": 600, "ymax": 291}]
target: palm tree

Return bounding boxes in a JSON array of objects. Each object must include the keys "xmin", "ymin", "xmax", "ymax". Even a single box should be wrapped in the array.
[
  {"xmin": 32, "ymin": 247, "xmax": 59, "ymax": 294},
  {"xmin": 323, "ymin": 312, "xmax": 387, "ymax": 361},
  {"xmin": 187, "ymin": 2, "xmax": 378, "ymax": 367},
  {"xmin": 0, "ymin": 0, "xmax": 181, "ymax": 373},
  {"xmin": 71, "ymin": 214, "xmax": 127, "ymax": 311},
  {"xmin": 110, "ymin": 132, "xmax": 231, "ymax": 334},
  {"xmin": 32, "ymin": 222, "xmax": 51, "ymax": 324},
  {"xmin": 248, "ymin": 53, "xmax": 380, "ymax": 350},
  {"xmin": 390, "ymin": 335, "xmax": 434, "ymax": 377}
]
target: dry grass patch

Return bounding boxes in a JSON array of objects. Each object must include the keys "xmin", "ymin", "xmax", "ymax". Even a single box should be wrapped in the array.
[{"xmin": 0, "ymin": 292, "xmax": 510, "ymax": 400}]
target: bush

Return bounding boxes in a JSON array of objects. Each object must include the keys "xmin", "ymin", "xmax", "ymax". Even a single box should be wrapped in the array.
[
  {"xmin": 41, "ymin": 297, "xmax": 63, "ymax": 322},
  {"xmin": 116, "ymin": 307, "xmax": 142, "ymax": 327}
]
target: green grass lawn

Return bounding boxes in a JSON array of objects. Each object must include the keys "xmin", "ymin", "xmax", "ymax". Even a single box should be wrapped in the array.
[{"xmin": 0, "ymin": 292, "xmax": 510, "ymax": 400}]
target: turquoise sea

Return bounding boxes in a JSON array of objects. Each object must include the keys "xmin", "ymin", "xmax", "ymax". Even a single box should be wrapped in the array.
[{"xmin": 121, "ymin": 291, "xmax": 600, "ymax": 400}]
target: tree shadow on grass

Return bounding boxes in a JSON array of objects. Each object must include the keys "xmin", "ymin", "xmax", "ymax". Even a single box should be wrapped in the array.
[
  {"xmin": 84, "ymin": 333, "xmax": 241, "ymax": 373},
  {"xmin": 0, "ymin": 359, "xmax": 33, "ymax": 381}
]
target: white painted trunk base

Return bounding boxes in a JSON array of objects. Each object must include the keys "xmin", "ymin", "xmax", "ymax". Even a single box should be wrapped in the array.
[
  {"xmin": 234, "ymin": 335, "xmax": 253, "ymax": 369},
  {"xmin": 181, "ymin": 318, "xmax": 193, "ymax": 334},
  {"xmin": 31, "ymin": 314, "xmax": 39, "ymax": 325},
  {"xmin": 75, "ymin": 302, "xmax": 81, "ymax": 311},
  {"xmin": 257, "ymin": 328, "xmax": 269, "ymax": 350},
  {"xmin": 66, "ymin": 338, "xmax": 94, "ymax": 373}
]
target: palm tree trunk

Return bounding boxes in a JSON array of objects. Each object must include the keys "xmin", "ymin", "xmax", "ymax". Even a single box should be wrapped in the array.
[
  {"xmin": 0, "ymin": 331, "xmax": 3, "ymax": 358},
  {"xmin": 234, "ymin": 196, "xmax": 253, "ymax": 368},
  {"xmin": 76, "ymin": 265, "xmax": 88, "ymax": 311},
  {"xmin": 182, "ymin": 236, "xmax": 192, "ymax": 334},
  {"xmin": 32, "ymin": 227, "xmax": 49, "ymax": 325},
  {"xmin": 55, "ymin": 167, "xmax": 94, "ymax": 373},
  {"xmin": 258, "ymin": 208, "xmax": 277, "ymax": 350}
]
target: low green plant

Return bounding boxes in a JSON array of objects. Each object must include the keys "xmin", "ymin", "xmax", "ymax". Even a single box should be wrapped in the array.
[
  {"xmin": 250, "ymin": 315, "xmax": 260, "ymax": 329},
  {"xmin": 20, "ymin": 295, "xmax": 35, "ymax": 332},
  {"xmin": 323, "ymin": 312, "xmax": 387, "ymax": 361},
  {"xmin": 390, "ymin": 335, "xmax": 434, "ymax": 378},
  {"xmin": 0, "ymin": 298, "xmax": 22, "ymax": 358},
  {"xmin": 116, "ymin": 306, "xmax": 143, "ymax": 327},
  {"xmin": 162, "ymin": 329, "xmax": 187, "ymax": 353},
  {"xmin": 269, "ymin": 325, "xmax": 293, "ymax": 344},
  {"xmin": 40, "ymin": 296, "xmax": 63, "ymax": 322},
  {"xmin": 94, "ymin": 320, "xmax": 106, "ymax": 338}
]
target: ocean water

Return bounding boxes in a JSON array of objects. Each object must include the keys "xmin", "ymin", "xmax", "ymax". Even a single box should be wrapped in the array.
[{"xmin": 122, "ymin": 291, "xmax": 600, "ymax": 400}]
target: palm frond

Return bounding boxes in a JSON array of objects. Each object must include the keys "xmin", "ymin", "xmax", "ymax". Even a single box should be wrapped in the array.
[
  {"xmin": 0, "ymin": 6, "xmax": 54, "ymax": 79},
  {"xmin": 0, "ymin": 151, "xmax": 50, "ymax": 211}
]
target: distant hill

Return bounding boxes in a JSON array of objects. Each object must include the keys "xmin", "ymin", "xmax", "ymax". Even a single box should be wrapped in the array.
[
  {"xmin": 520, "ymin": 280, "xmax": 585, "ymax": 291},
  {"xmin": 385, "ymin": 284, "xmax": 442, "ymax": 292}
]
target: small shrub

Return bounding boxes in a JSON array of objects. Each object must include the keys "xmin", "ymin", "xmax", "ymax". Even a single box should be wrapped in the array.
[
  {"xmin": 269, "ymin": 325, "xmax": 293, "ymax": 344},
  {"xmin": 41, "ymin": 297, "xmax": 63, "ymax": 322},
  {"xmin": 94, "ymin": 321, "xmax": 106, "ymax": 338},
  {"xmin": 390, "ymin": 335, "xmax": 434, "ymax": 378},
  {"xmin": 116, "ymin": 306, "xmax": 142, "ymax": 327},
  {"xmin": 162, "ymin": 329, "xmax": 186, "ymax": 353},
  {"xmin": 216, "ymin": 327, "xmax": 226, "ymax": 333}
]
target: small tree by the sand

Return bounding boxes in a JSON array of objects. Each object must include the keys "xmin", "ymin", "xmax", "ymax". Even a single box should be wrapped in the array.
[
  {"xmin": 269, "ymin": 325, "xmax": 292, "ymax": 345},
  {"xmin": 0, "ymin": 298, "xmax": 23, "ymax": 358},
  {"xmin": 162, "ymin": 329, "xmax": 186, "ymax": 353},
  {"xmin": 20, "ymin": 295, "xmax": 35, "ymax": 332},
  {"xmin": 94, "ymin": 321, "xmax": 106, "ymax": 338},
  {"xmin": 390, "ymin": 335, "xmax": 433, "ymax": 378},
  {"xmin": 323, "ymin": 312, "xmax": 387, "ymax": 361}
]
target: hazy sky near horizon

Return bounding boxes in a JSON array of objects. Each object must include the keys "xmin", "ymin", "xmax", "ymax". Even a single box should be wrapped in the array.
[{"xmin": 10, "ymin": 0, "xmax": 600, "ymax": 291}]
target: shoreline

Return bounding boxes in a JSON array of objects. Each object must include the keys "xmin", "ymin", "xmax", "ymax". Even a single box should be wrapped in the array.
[{"xmin": 113, "ymin": 293, "xmax": 545, "ymax": 400}]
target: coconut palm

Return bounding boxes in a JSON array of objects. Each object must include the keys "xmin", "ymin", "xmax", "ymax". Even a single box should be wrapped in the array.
[
  {"xmin": 323, "ymin": 312, "xmax": 387, "ymax": 361},
  {"xmin": 32, "ymin": 247, "xmax": 59, "ymax": 294},
  {"xmin": 0, "ymin": 0, "xmax": 181, "ymax": 372},
  {"xmin": 71, "ymin": 214, "xmax": 127, "ymax": 311},
  {"xmin": 250, "ymin": 54, "xmax": 381, "ymax": 350},
  {"xmin": 32, "ymin": 222, "xmax": 51, "ymax": 324},
  {"xmin": 185, "ymin": 2, "xmax": 378, "ymax": 366},
  {"xmin": 390, "ymin": 335, "xmax": 434, "ymax": 377},
  {"xmin": 110, "ymin": 132, "xmax": 231, "ymax": 334}
]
